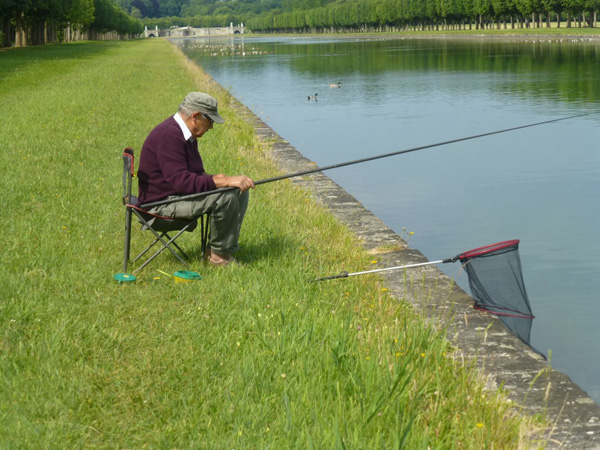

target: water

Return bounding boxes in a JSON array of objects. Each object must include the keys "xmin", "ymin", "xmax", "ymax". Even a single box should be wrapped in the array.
[{"xmin": 174, "ymin": 36, "xmax": 600, "ymax": 403}]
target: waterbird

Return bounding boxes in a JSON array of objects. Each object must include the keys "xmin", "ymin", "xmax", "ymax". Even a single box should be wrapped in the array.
[
  {"xmin": 308, "ymin": 93, "xmax": 318, "ymax": 101},
  {"xmin": 328, "ymin": 82, "xmax": 341, "ymax": 88}
]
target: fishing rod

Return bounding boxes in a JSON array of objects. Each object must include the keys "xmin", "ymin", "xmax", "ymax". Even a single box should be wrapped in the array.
[{"xmin": 141, "ymin": 111, "xmax": 596, "ymax": 209}]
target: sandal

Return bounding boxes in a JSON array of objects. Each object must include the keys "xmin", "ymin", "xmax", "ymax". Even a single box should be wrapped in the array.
[{"xmin": 206, "ymin": 251, "xmax": 235, "ymax": 266}]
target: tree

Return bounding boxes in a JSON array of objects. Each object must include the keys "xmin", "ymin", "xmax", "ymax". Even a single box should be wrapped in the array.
[
  {"xmin": 131, "ymin": 0, "xmax": 159, "ymax": 17},
  {"xmin": 375, "ymin": 0, "xmax": 397, "ymax": 26},
  {"xmin": 0, "ymin": 0, "xmax": 18, "ymax": 46},
  {"xmin": 130, "ymin": 5, "xmax": 142, "ymax": 17},
  {"xmin": 159, "ymin": 0, "xmax": 185, "ymax": 16},
  {"xmin": 541, "ymin": 0, "xmax": 562, "ymax": 26},
  {"xmin": 473, "ymin": 0, "xmax": 493, "ymax": 27},
  {"xmin": 69, "ymin": 0, "xmax": 96, "ymax": 30}
]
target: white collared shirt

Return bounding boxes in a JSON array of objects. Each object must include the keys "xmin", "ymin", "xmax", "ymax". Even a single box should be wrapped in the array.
[{"xmin": 173, "ymin": 113, "xmax": 193, "ymax": 141}]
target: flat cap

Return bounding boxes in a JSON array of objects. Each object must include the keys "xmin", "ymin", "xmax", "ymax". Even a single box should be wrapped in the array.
[{"xmin": 181, "ymin": 92, "xmax": 224, "ymax": 124}]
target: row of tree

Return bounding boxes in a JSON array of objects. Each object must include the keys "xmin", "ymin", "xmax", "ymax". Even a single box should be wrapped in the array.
[
  {"xmin": 0, "ymin": 0, "xmax": 144, "ymax": 47},
  {"xmin": 4, "ymin": 0, "xmax": 597, "ymax": 49},
  {"xmin": 244, "ymin": 0, "xmax": 600, "ymax": 32},
  {"xmin": 137, "ymin": 0, "xmax": 598, "ymax": 33}
]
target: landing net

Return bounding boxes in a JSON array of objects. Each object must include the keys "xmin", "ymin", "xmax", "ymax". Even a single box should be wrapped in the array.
[{"xmin": 457, "ymin": 240, "xmax": 535, "ymax": 346}]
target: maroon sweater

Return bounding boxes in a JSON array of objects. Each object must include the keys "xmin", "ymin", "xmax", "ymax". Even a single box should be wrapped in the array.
[{"xmin": 137, "ymin": 116, "xmax": 217, "ymax": 205}]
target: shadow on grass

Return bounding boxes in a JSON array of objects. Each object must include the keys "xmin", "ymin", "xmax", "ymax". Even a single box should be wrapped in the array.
[
  {"xmin": 122, "ymin": 232, "xmax": 299, "ymax": 273},
  {"xmin": 235, "ymin": 234, "xmax": 300, "ymax": 264}
]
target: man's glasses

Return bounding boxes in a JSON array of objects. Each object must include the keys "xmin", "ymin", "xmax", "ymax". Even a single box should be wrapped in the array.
[{"xmin": 195, "ymin": 114, "xmax": 214, "ymax": 124}]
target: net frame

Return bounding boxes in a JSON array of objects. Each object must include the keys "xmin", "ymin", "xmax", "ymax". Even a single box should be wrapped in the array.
[
  {"xmin": 456, "ymin": 239, "xmax": 536, "ymax": 347},
  {"xmin": 457, "ymin": 239, "xmax": 535, "ymax": 320},
  {"xmin": 314, "ymin": 238, "xmax": 538, "ymax": 350}
]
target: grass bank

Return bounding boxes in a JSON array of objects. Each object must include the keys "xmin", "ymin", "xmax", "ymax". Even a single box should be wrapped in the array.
[{"xmin": 0, "ymin": 39, "xmax": 543, "ymax": 447}]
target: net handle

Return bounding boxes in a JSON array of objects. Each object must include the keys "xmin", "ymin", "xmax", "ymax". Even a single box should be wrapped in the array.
[{"xmin": 458, "ymin": 239, "xmax": 520, "ymax": 260}]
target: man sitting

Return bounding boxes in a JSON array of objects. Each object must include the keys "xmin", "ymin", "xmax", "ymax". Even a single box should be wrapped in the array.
[{"xmin": 137, "ymin": 92, "xmax": 254, "ymax": 266}]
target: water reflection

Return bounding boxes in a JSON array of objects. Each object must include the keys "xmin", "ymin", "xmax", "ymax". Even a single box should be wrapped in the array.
[
  {"xmin": 175, "ymin": 36, "xmax": 600, "ymax": 404},
  {"xmin": 180, "ymin": 37, "xmax": 600, "ymax": 107}
]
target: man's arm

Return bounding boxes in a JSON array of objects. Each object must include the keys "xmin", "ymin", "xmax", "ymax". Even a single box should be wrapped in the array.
[{"xmin": 212, "ymin": 174, "xmax": 255, "ymax": 192}]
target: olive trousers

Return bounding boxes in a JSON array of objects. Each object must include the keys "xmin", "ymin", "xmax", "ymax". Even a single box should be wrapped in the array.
[{"xmin": 149, "ymin": 189, "xmax": 249, "ymax": 256}]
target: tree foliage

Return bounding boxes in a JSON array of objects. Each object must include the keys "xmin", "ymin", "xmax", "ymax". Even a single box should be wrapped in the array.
[
  {"xmin": 242, "ymin": 0, "xmax": 598, "ymax": 30},
  {"xmin": 113, "ymin": 0, "xmax": 598, "ymax": 31},
  {"xmin": 0, "ymin": 0, "xmax": 143, "ymax": 46}
]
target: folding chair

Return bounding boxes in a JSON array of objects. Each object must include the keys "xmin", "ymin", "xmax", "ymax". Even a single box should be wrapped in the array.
[{"xmin": 121, "ymin": 147, "xmax": 210, "ymax": 274}]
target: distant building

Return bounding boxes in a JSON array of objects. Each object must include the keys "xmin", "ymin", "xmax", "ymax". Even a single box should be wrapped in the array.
[{"xmin": 144, "ymin": 24, "xmax": 245, "ymax": 38}]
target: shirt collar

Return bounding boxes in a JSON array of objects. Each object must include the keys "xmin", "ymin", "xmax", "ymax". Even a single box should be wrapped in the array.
[{"xmin": 174, "ymin": 113, "xmax": 194, "ymax": 141}]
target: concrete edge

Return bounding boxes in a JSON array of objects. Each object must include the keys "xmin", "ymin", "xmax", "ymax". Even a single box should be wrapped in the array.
[{"xmin": 228, "ymin": 96, "xmax": 600, "ymax": 449}]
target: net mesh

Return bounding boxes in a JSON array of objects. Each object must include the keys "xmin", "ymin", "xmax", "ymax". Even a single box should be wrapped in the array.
[{"xmin": 457, "ymin": 240, "xmax": 535, "ymax": 347}]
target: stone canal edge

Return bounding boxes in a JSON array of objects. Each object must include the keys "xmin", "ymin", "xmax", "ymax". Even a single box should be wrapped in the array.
[{"xmin": 227, "ymin": 94, "xmax": 600, "ymax": 448}]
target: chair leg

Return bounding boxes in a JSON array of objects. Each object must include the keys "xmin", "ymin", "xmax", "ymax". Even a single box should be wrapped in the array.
[
  {"xmin": 132, "ymin": 235, "xmax": 163, "ymax": 263},
  {"xmin": 132, "ymin": 222, "xmax": 196, "ymax": 264},
  {"xmin": 201, "ymin": 215, "xmax": 210, "ymax": 257},
  {"xmin": 168, "ymin": 236, "xmax": 190, "ymax": 259},
  {"xmin": 131, "ymin": 211, "xmax": 197, "ymax": 274},
  {"xmin": 133, "ymin": 227, "xmax": 192, "ymax": 274},
  {"xmin": 126, "ymin": 210, "xmax": 206, "ymax": 274},
  {"xmin": 123, "ymin": 207, "xmax": 133, "ymax": 273},
  {"xmin": 168, "ymin": 218, "xmax": 197, "ymax": 258}
]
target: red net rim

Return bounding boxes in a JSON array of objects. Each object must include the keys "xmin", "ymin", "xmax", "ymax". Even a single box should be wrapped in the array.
[
  {"xmin": 474, "ymin": 304, "xmax": 535, "ymax": 320},
  {"xmin": 458, "ymin": 239, "xmax": 520, "ymax": 260}
]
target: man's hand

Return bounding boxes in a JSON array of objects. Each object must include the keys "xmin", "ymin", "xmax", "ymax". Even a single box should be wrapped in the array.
[{"xmin": 212, "ymin": 174, "xmax": 255, "ymax": 192}]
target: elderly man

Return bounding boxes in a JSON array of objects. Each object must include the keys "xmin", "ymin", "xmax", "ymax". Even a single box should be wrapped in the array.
[{"xmin": 137, "ymin": 92, "xmax": 254, "ymax": 266}]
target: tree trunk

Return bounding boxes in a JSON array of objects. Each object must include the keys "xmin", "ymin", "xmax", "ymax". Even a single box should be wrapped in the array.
[
  {"xmin": 15, "ymin": 17, "xmax": 26, "ymax": 47},
  {"xmin": 31, "ymin": 22, "xmax": 42, "ymax": 45},
  {"xmin": 1, "ymin": 17, "xmax": 12, "ymax": 47}
]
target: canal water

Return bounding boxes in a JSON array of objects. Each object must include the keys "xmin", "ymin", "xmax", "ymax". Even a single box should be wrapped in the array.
[{"xmin": 174, "ymin": 36, "xmax": 600, "ymax": 404}]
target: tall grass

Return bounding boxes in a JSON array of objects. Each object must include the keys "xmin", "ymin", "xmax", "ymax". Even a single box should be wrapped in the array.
[{"xmin": 0, "ymin": 39, "xmax": 542, "ymax": 447}]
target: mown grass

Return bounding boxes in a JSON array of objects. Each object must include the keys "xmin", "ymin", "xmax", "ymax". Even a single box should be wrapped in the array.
[{"xmin": 0, "ymin": 39, "xmax": 543, "ymax": 447}]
